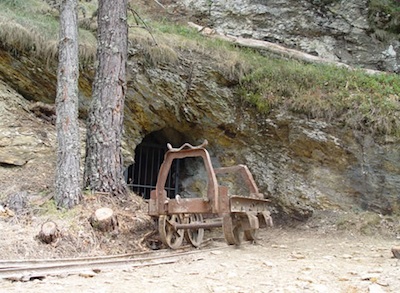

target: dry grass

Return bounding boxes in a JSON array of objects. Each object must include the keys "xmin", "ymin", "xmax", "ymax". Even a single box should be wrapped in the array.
[
  {"xmin": 0, "ymin": 189, "xmax": 154, "ymax": 260},
  {"xmin": 368, "ymin": 0, "xmax": 400, "ymax": 35},
  {"xmin": 0, "ymin": 0, "xmax": 97, "ymax": 64},
  {"xmin": 0, "ymin": 20, "xmax": 60, "ymax": 65},
  {"xmin": 240, "ymin": 59, "xmax": 400, "ymax": 137},
  {"xmin": 129, "ymin": 31, "xmax": 179, "ymax": 66},
  {"xmin": 128, "ymin": 25, "xmax": 252, "ymax": 82},
  {"xmin": 1, "ymin": 0, "xmax": 250, "ymax": 82}
]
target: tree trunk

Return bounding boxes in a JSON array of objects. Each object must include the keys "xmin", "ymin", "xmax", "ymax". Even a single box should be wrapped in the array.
[
  {"xmin": 84, "ymin": 0, "xmax": 128, "ymax": 196},
  {"xmin": 55, "ymin": 0, "xmax": 82, "ymax": 208}
]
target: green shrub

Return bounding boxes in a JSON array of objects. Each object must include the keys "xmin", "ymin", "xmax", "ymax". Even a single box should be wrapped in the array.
[
  {"xmin": 240, "ymin": 59, "xmax": 400, "ymax": 136},
  {"xmin": 368, "ymin": 0, "xmax": 400, "ymax": 34}
]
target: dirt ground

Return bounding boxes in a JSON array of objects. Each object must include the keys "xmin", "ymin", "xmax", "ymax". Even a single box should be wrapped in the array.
[{"xmin": 1, "ymin": 225, "xmax": 400, "ymax": 293}]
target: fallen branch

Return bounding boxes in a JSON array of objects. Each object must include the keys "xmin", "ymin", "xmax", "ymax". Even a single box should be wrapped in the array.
[
  {"xmin": 153, "ymin": 0, "xmax": 166, "ymax": 9},
  {"xmin": 188, "ymin": 22, "xmax": 385, "ymax": 75},
  {"xmin": 128, "ymin": 4, "xmax": 158, "ymax": 45}
]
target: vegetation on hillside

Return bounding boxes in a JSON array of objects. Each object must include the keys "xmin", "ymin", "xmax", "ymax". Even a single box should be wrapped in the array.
[
  {"xmin": 0, "ymin": 0, "xmax": 96, "ymax": 64},
  {"xmin": 239, "ymin": 59, "xmax": 400, "ymax": 136},
  {"xmin": 368, "ymin": 0, "xmax": 400, "ymax": 39},
  {"xmin": 0, "ymin": 0, "xmax": 399, "ymax": 137},
  {"xmin": 307, "ymin": 0, "xmax": 400, "ymax": 42}
]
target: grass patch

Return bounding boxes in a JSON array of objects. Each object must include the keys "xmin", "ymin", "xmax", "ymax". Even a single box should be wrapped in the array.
[
  {"xmin": 0, "ymin": 0, "xmax": 96, "ymax": 64},
  {"xmin": 36, "ymin": 198, "xmax": 79, "ymax": 220},
  {"xmin": 239, "ymin": 58, "xmax": 400, "ymax": 136},
  {"xmin": 131, "ymin": 19, "xmax": 254, "ymax": 81},
  {"xmin": 368, "ymin": 0, "xmax": 400, "ymax": 39}
]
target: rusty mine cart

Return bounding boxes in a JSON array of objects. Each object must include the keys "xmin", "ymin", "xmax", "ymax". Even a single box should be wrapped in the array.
[{"xmin": 148, "ymin": 140, "xmax": 273, "ymax": 249}]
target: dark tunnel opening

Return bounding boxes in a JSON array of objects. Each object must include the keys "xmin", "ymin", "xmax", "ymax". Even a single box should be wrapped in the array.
[{"xmin": 125, "ymin": 128, "xmax": 206, "ymax": 199}]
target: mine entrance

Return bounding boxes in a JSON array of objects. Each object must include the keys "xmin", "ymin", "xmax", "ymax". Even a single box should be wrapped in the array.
[
  {"xmin": 125, "ymin": 129, "xmax": 185, "ymax": 199},
  {"xmin": 125, "ymin": 129, "xmax": 208, "ymax": 200},
  {"xmin": 125, "ymin": 142, "xmax": 180, "ymax": 199}
]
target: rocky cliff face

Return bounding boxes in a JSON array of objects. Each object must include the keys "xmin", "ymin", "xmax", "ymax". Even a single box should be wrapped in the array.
[
  {"xmin": 1, "ymin": 41, "xmax": 399, "ymax": 221},
  {"xmin": 172, "ymin": 0, "xmax": 399, "ymax": 73}
]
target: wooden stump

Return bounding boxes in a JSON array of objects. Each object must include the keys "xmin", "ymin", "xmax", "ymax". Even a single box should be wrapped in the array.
[
  {"xmin": 392, "ymin": 246, "xmax": 400, "ymax": 259},
  {"xmin": 89, "ymin": 207, "xmax": 118, "ymax": 232},
  {"xmin": 38, "ymin": 221, "xmax": 60, "ymax": 244}
]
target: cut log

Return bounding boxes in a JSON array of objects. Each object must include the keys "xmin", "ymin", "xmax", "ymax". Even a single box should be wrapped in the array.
[
  {"xmin": 38, "ymin": 221, "xmax": 60, "ymax": 244},
  {"xmin": 89, "ymin": 207, "xmax": 118, "ymax": 232}
]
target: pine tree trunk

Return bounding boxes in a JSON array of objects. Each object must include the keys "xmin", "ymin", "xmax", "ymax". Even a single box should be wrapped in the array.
[
  {"xmin": 55, "ymin": 0, "xmax": 82, "ymax": 208},
  {"xmin": 84, "ymin": 0, "xmax": 128, "ymax": 195}
]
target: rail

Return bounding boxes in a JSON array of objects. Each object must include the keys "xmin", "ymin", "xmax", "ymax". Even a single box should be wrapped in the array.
[{"xmin": 0, "ymin": 246, "xmax": 228, "ymax": 281}]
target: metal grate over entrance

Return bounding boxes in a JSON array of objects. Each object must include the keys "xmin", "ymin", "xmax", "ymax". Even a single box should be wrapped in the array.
[{"xmin": 125, "ymin": 143, "xmax": 180, "ymax": 199}]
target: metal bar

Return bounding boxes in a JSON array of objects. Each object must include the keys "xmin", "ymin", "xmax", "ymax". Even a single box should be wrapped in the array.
[
  {"xmin": 175, "ymin": 159, "xmax": 180, "ymax": 196},
  {"xmin": 155, "ymin": 147, "xmax": 163, "ymax": 197},
  {"xmin": 167, "ymin": 198, "xmax": 212, "ymax": 214},
  {"xmin": 144, "ymin": 147, "xmax": 149, "ymax": 194},
  {"xmin": 124, "ymin": 169, "xmax": 128, "ymax": 185},
  {"xmin": 167, "ymin": 160, "xmax": 173, "ymax": 197},
  {"xmin": 127, "ymin": 184, "xmax": 175, "ymax": 191},
  {"xmin": 150, "ymin": 146, "xmax": 155, "ymax": 194},
  {"xmin": 137, "ymin": 146, "xmax": 142, "ymax": 186},
  {"xmin": 230, "ymin": 196, "xmax": 271, "ymax": 213},
  {"xmin": 173, "ymin": 221, "xmax": 223, "ymax": 230}
]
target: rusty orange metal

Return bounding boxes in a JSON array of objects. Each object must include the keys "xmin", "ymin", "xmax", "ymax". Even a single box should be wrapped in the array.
[{"xmin": 148, "ymin": 140, "xmax": 273, "ymax": 248}]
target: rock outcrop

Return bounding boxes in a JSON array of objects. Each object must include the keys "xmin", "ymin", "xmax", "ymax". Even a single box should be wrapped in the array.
[
  {"xmin": 1, "ymin": 37, "xmax": 399, "ymax": 221},
  {"xmin": 172, "ymin": 0, "xmax": 400, "ymax": 73}
]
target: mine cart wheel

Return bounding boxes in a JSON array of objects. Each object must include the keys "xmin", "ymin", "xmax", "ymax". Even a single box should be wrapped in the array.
[
  {"xmin": 184, "ymin": 213, "xmax": 204, "ymax": 248},
  {"xmin": 223, "ymin": 214, "xmax": 243, "ymax": 246},
  {"xmin": 244, "ymin": 229, "xmax": 259, "ymax": 241},
  {"xmin": 159, "ymin": 214, "xmax": 184, "ymax": 249}
]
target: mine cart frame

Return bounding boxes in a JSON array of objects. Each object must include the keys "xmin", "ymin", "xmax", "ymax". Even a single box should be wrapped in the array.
[{"xmin": 148, "ymin": 140, "xmax": 273, "ymax": 249}]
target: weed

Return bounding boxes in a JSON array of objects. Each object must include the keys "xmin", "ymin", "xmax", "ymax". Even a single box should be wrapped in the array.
[
  {"xmin": 37, "ymin": 198, "xmax": 78, "ymax": 220},
  {"xmin": 239, "ymin": 57, "xmax": 400, "ymax": 136},
  {"xmin": 0, "ymin": 0, "xmax": 96, "ymax": 64},
  {"xmin": 368, "ymin": 0, "xmax": 400, "ymax": 35}
]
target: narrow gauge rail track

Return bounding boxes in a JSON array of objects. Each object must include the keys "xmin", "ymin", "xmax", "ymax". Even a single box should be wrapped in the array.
[{"xmin": 0, "ymin": 245, "xmax": 227, "ymax": 281}]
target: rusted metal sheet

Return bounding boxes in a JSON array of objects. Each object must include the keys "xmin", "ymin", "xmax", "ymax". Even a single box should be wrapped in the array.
[
  {"xmin": 258, "ymin": 211, "xmax": 274, "ymax": 228},
  {"xmin": 167, "ymin": 198, "xmax": 213, "ymax": 214},
  {"xmin": 214, "ymin": 164, "xmax": 261, "ymax": 198},
  {"xmin": 240, "ymin": 213, "xmax": 259, "ymax": 231},
  {"xmin": 217, "ymin": 185, "xmax": 230, "ymax": 213},
  {"xmin": 229, "ymin": 196, "xmax": 271, "ymax": 213}
]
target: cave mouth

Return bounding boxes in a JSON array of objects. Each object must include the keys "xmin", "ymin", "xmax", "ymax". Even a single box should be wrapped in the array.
[{"xmin": 125, "ymin": 128, "xmax": 207, "ymax": 199}]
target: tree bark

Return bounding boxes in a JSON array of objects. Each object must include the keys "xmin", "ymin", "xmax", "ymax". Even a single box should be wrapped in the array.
[
  {"xmin": 55, "ymin": 0, "xmax": 82, "ymax": 208},
  {"xmin": 84, "ymin": 0, "xmax": 128, "ymax": 196}
]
